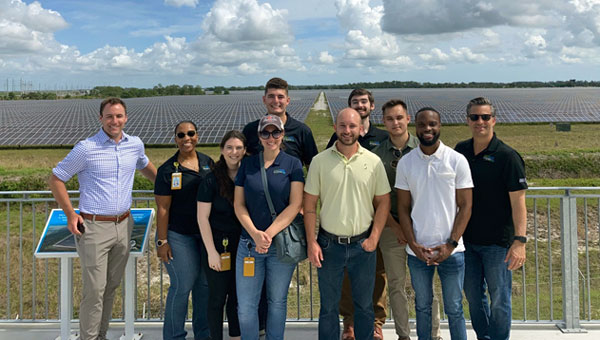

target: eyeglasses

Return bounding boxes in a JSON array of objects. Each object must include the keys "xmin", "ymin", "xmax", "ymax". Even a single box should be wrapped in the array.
[
  {"xmin": 176, "ymin": 130, "xmax": 196, "ymax": 138},
  {"xmin": 259, "ymin": 130, "xmax": 283, "ymax": 139},
  {"xmin": 467, "ymin": 114, "xmax": 493, "ymax": 122}
]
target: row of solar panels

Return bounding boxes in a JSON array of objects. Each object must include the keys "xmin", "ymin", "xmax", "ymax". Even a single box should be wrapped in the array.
[
  {"xmin": 325, "ymin": 88, "xmax": 600, "ymax": 124},
  {"xmin": 1, "ymin": 88, "xmax": 599, "ymax": 146}
]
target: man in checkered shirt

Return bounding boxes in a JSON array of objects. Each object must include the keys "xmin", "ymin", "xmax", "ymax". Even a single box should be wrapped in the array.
[{"xmin": 49, "ymin": 97, "xmax": 156, "ymax": 340}]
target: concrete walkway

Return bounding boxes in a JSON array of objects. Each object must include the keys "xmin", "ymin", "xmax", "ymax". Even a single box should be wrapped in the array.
[{"xmin": 1, "ymin": 321, "xmax": 599, "ymax": 340}]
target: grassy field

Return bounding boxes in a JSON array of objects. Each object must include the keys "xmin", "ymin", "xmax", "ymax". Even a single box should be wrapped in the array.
[{"xmin": 1, "ymin": 96, "xmax": 599, "ymax": 322}]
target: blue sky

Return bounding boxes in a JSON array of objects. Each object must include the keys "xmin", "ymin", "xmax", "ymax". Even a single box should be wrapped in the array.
[{"xmin": 1, "ymin": 0, "xmax": 599, "ymax": 89}]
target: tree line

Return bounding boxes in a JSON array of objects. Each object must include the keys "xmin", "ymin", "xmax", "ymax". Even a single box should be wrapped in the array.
[{"xmin": 1, "ymin": 80, "xmax": 598, "ymax": 100}]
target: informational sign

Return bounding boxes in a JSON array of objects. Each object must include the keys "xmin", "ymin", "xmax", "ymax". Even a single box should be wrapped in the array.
[{"xmin": 35, "ymin": 208, "xmax": 154, "ymax": 258}]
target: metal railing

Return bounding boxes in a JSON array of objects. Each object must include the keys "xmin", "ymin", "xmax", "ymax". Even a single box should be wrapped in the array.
[{"xmin": 0, "ymin": 188, "xmax": 598, "ymax": 331}]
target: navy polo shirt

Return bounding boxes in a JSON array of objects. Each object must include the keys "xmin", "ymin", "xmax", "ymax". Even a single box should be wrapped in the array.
[
  {"xmin": 455, "ymin": 134, "xmax": 528, "ymax": 247},
  {"xmin": 242, "ymin": 113, "xmax": 318, "ymax": 166},
  {"xmin": 326, "ymin": 121, "xmax": 388, "ymax": 151},
  {"xmin": 234, "ymin": 151, "xmax": 304, "ymax": 239},
  {"xmin": 154, "ymin": 151, "xmax": 214, "ymax": 235}
]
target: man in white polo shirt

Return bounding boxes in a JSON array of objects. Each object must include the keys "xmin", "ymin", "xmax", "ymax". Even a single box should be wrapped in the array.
[{"xmin": 395, "ymin": 107, "xmax": 473, "ymax": 340}]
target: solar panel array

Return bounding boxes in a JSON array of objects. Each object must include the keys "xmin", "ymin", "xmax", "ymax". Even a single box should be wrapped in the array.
[
  {"xmin": 325, "ymin": 88, "xmax": 600, "ymax": 125},
  {"xmin": 1, "ymin": 88, "xmax": 599, "ymax": 146},
  {"xmin": 0, "ymin": 90, "xmax": 319, "ymax": 146}
]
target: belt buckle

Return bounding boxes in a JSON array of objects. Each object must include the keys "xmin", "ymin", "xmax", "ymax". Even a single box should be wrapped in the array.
[{"xmin": 337, "ymin": 236, "xmax": 351, "ymax": 244}]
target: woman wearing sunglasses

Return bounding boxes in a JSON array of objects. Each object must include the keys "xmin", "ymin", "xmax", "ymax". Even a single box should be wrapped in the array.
[
  {"xmin": 197, "ymin": 130, "xmax": 247, "ymax": 340},
  {"xmin": 154, "ymin": 121, "xmax": 214, "ymax": 340},
  {"xmin": 233, "ymin": 115, "xmax": 304, "ymax": 340}
]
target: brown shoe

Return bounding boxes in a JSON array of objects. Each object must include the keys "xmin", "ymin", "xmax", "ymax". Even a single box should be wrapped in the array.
[
  {"xmin": 374, "ymin": 326, "xmax": 384, "ymax": 340},
  {"xmin": 342, "ymin": 324, "xmax": 355, "ymax": 340}
]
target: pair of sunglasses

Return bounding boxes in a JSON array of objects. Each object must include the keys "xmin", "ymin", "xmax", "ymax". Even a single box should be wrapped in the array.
[
  {"xmin": 176, "ymin": 130, "xmax": 196, "ymax": 138},
  {"xmin": 467, "ymin": 114, "xmax": 493, "ymax": 122},
  {"xmin": 259, "ymin": 130, "xmax": 282, "ymax": 139}
]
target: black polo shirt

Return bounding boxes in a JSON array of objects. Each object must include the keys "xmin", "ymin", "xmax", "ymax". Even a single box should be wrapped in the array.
[
  {"xmin": 455, "ymin": 134, "xmax": 528, "ymax": 247},
  {"xmin": 154, "ymin": 151, "xmax": 214, "ymax": 235},
  {"xmin": 326, "ymin": 121, "xmax": 388, "ymax": 151},
  {"xmin": 243, "ymin": 113, "xmax": 318, "ymax": 166},
  {"xmin": 196, "ymin": 171, "xmax": 242, "ymax": 236}
]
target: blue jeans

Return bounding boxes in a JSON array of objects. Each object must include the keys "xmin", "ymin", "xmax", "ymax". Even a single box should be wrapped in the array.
[
  {"xmin": 408, "ymin": 253, "xmax": 467, "ymax": 340},
  {"xmin": 235, "ymin": 237, "xmax": 296, "ymax": 340},
  {"xmin": 163, "ymin": 230, "xmax": 210, "ymax": 340},
  {"xmin": 463, "ymin": 242, "xmax": 512, "ymax": 340},
  {"xmin": 316, "ymin": 233, "xmax": 376, "ymax": 340}
]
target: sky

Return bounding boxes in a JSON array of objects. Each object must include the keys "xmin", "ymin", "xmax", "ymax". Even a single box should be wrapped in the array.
[{"xmin": 1, "ymin": 0, "xmax": 600, "ymax": 89}]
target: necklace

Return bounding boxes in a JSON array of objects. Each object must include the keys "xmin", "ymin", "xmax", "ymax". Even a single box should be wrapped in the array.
[{"xmin": 178, "ymin": 154, "xmax": 199, "ymax": 172}]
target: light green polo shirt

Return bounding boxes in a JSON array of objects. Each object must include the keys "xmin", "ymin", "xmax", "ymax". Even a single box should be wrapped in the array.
[
  {"xmin": 305, "ymin": 143, "xmax": 391, "ymax": 236},
  {"xmin": 371, "ymin": 134, "xmax": 419, "ymax": 219}
]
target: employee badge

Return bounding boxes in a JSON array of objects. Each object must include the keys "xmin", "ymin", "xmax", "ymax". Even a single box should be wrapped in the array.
[
  {"xmin": 243, "ymin": 257, "xmax": 255, "ymax": 277},
  {"xmin": 220, "ymin": 237, "xmax": 231, "ymax": 271},
  {"xmin": 171, "ymin": 162, "xmax": 182, "ymax": 190}
]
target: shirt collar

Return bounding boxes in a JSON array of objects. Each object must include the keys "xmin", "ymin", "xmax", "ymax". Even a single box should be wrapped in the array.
[
  {"xmin": 331, "ymin": 142, "xmax": 364, "ymax": 161},
  {"xmin": 97, "ymin": 128, "xmax": 129, "ymax": 144},
  {"xmin": 386, "ymin": 133, "xmax": 418, "ymax": 152},
  {"xmin": 417, "ymin": 140, "xmax": 445, "ymax": 160}
]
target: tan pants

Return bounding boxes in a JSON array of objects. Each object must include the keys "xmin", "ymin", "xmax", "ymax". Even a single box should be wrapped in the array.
[
  {"xmin": 340, "ymin": 246, "xmax": 388, "ymax": 327},
  {"xmin": 76, "ymin": 216, "xmax": 133, "ymax": 340},
  {"xmin": 379, "ymin": 227, "xmax": 441, "ymax": 339}
]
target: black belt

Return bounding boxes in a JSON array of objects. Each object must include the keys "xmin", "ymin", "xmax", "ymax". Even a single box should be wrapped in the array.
[{"xmin": 319, "ymin": 227, "xmax": 370, "ymax": 245}]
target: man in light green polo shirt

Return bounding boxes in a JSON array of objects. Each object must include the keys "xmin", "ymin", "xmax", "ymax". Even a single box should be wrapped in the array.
[
  {"xmin": 304, "ymin": 107, "xmax": 391, "ymax": 340},
  {"xmin": 372, "ymin": 99, "xmax": 443, "ymax": 340}
]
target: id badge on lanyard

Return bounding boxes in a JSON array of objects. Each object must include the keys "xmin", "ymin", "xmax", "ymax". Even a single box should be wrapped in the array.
[{"xmin": 171, "ymin": 162, "xmax": 182, "ymax": 190}]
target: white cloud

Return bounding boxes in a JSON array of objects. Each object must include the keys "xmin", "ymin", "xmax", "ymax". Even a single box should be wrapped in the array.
[
  {"xmin": 202, "ymin": 0, "xmax": 292, "ymax": 45},
  {"xmin": 318, "ymin": 51, "xmax": 334, "ymax": 64},
  {"xmin": 335, "ymin": 0, "xmax": 413, "ymax": 69},
  {"xmin": 164, "ymin": 0, "xmax": 199, "ymax": 8}
]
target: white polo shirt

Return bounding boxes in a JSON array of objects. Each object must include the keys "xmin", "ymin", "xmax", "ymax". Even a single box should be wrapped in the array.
[{"xmin": 394, "ymin": 141, "xmax": 473, "ymax": 256}]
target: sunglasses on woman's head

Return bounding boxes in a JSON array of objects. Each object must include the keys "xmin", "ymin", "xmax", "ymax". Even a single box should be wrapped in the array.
[
  {"xmin": 176, "ymin": 130, "xmax": 196, "ymax": 138},
  {"xmin": 259, "ymin": 130, "xmax": 282, "ymax": 139}
]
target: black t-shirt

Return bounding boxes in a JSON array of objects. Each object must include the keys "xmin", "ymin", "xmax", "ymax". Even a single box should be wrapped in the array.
[
  {"xmin": 243, "ymin": 113, "xmax": 318, "ymax": 166},
  {"xmin": 326, "ymin": 121, "xmax": 388, "ymax": 151},
  {"xmin": 455, "ymin": 134, "xmax": 528, "ymax": 247},
  {"xmin": 154, "ymin": 151, "xmax": 214, "ymax": 235},
  {"xmin": 196, "ymin": 171, "xmax": 242, "ymax": 235}
]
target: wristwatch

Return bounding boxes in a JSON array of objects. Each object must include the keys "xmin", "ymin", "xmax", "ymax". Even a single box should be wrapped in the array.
[
  {"xmin": 513, "ymin": 236, "xmax": 527, "ymax": 244},
  {"xmin": 156, "ymin": 239, "xmax": 168, "ymax": 247},
  {"xmin": 446, "ymin": 238, "xmax": 458, "ymax": 248}
]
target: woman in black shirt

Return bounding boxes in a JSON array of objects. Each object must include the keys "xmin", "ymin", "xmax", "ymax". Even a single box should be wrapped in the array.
[
  {"xmin": 197, "ymin": 130, "xmax": 246, "ymax": 340},
  {"xmin": 154, "ymin": 121, "xmax": 213, "ymax": 340}
]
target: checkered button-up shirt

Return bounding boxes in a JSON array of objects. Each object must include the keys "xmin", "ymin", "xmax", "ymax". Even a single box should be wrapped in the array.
[{"xmin": 53, "ymin": 129, "xmax": 149, "ymax": 215}]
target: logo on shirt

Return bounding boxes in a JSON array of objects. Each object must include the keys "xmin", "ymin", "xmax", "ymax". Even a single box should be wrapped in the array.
[
  {"xmin": 519, "ymin": 178, "xmax": 527, "ymax": 184},
  {"xmin": 273, "ymin": 169, "xmax": 287, "ymax": 175},
  {"xmin": 283, "ymin": 136, "xmax": 296, "ymax": 143},
  {"xmin": 369, "ymin": 140, "xmax": 380, "ymax": 147},
  {"xmin": 202, "ymin": 165, "xmax": 210, "ymax": 170},
  {"xmin": 483, "ymin": 155, "xmax": 495, "ymax": 163}
]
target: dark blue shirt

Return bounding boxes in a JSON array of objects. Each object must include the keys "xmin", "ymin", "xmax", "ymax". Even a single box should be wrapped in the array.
[{"xmin": 234, "ymin": 151, "xmax": 304, "ymax": 238}]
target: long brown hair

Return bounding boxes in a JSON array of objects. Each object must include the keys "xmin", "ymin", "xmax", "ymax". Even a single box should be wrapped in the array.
[{"xmin": 212, "ymin": 130, "xmax": 247, "ymax": 204}]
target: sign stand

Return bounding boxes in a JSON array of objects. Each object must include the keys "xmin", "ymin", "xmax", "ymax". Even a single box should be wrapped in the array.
[
  {"xmin": 57, "ymin": 257, "xmax": 78, "ymax": 340},
  {"xmin": 35, "ymin": 209, "xmax": 154, "ymax": 340}
]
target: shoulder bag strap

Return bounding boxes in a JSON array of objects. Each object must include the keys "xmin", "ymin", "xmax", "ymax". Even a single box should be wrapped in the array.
[{"xmin": 259, "ymin": 152, "xmax": 277, "ymax": 222}]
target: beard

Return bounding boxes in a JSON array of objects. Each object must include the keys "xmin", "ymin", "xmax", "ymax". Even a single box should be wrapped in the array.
[
  {"xmin": 337, "ymin": 133, "xmax": 359, "ymax": 146},
  {"xmin": 417, "ymin": 131, "xmax": 440, "ymax": 147}
]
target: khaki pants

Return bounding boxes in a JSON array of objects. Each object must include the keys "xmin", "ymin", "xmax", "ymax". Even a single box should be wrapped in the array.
[
  {"xmin": 76, "ymin": 215, "xmax": 133, "ymax": 340},
  {"xmin": 340, "ymin": 246, "xmax": 387, "ymax": 328},
  {"xmin": 379, "ymin": 227, "xmax": 441, "ymax": 339}
]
